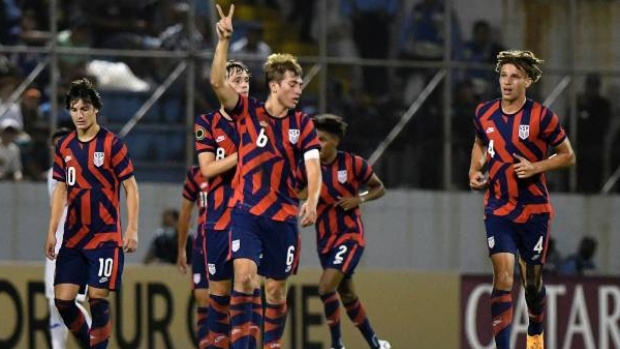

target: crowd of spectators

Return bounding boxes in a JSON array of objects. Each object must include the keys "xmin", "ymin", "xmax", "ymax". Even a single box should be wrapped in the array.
[{"xmin": 1, "ymin": 0, "xmax": 619, "ymax": 192}]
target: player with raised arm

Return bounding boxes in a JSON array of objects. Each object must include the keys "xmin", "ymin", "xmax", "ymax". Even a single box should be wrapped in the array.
[
  {"xmin": 176, "ymin": 164, "xmax": 210, "ymax": 347},
  {"xmin": 211, "ymin": 4, "xmax": 322, "ymax": 349},
  {"xmin": 45, "ymin": 127, "xmax": 92, "ymax": 349},
  {"xmin": 469, "ymin": 50, "xmax": 576, "ymax": 349},
  {"xmin": 186, "ymin": 59, "xmax": 251, "ymax": 349},
  {"xmin": 45, "ymin": 78, "xmax": 140, "ymax": 349},
  {"xmin": 297, "ymin": 114, "xmax": 390, "ymax": 349}
]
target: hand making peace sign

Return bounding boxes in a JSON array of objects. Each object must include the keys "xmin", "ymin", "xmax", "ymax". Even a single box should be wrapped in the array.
[{"xmin": 216, "ymin": 3, "xmax": 235, "ymax": 40}]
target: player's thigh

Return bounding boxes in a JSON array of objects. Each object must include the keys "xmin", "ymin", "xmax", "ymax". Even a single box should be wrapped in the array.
[
  {"xmin": 516, "ymin": 213, "xmax": 551, "ymax": 265},
  {"xmin": 206, "ymin": 228, "xmax": 233, "ymax": 282},
  {"xmin": 54, "ymin": 246, "xmax": 88, "ymax": 298},
  {"xmin": 84, "ymin": 247, "xmax": 125, "ymax": 291},
  {"xmin": 484, "ymin": 214, "xmax": 518, "ymax": 256},
  {"xmin": 258, "ymin": 219, "xmax": 299, "ymax": 280},
  {"xmin": 191, "ymin": 234, "xmax": 209, "ymax": 290},
  {"xmin": 230, "ymin": 210, "xmax": 263, "ymax": 266},
  {"xmin": 318, "ymin": 268, "xmax": 346, "ymax": 294},
  {"xmin": 320, "ymin": 239, "xmax": 365, "ymax": 278}
]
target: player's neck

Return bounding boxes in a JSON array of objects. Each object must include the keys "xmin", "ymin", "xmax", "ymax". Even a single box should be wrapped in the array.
[
  {"xmin": 219, "ymin": 107, "xmax": 233, "ymax": 121},
  {"xmin": 501, "ymin": 96, "xmax": 527, "ymax": 114},
  {"xmin": 264, "ymin": 98, "xmax": 288, "ymax": 118},
  {"xmin": 76, "ymin": 124, "xmax": 101, "ymax": 142},
  {"xmin": 321, "ymin": 151, "xmax": 337, "ymax": 165}
]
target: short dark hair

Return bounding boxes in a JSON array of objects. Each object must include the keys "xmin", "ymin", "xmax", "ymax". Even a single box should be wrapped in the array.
[
  {"xmin": 64, "ymin": 77, "xmax": 103, "ymax": 110},
  {"xmin": 313, "ymin": 114, "xmax": 348, "ymax": 139},
  {"xmin": 50, "ymin": 127, "xmax": 72, "ymax": 145}
]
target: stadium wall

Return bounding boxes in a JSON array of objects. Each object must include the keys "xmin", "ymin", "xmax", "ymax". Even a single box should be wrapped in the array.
[{"xmin": 1, "ymin": 182, "xmax": 618, "ymax": 274}]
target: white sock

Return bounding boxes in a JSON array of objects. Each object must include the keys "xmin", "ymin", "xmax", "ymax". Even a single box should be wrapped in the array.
[{"xmin": 49, "ymin": 299, "xmax": 68, "ymax": 349}]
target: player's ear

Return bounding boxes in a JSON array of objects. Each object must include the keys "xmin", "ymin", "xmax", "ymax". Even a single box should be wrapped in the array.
[
  {"xmin": 525, "ymin": 78, "xmax": 533, "ymax": 88},
  {"xmin": 268, "ymin": 80, "xmax": 279, "ymax": 94}
]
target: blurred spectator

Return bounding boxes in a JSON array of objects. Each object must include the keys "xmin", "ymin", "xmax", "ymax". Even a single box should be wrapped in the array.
[
  {"xmin": 230, "ymin": 21, "xmax": 272, "ymax": 98},
  {"xmin": 559, "ymin": 236, "xmax": 597, "ymax": 276},
  {"xmin": 398, "ymin": 0, "xmax": 462, "ymax": 104},
  {"xmin": 20, "ymin": 87, "xmax": 49, "ymax": 180},
  {"xmin": 144, "ymin": 209, "xmax": 192, "ymax": 265},
  {"xmin": 0, "ymin": 118, "xmax": 23, "ymax": 180},
  {"xmin": 575, "ymin": 73, "xmax": 611, "ymax": 193},
  {"xmin": 341, "ymin": 0, "xmax": 398, "ymax": 99},
  {"xmin": 286, "ymin": 0, "xmax": 316, "ymax": 43},
  {"xmin": 451, "ymin": 80, "xmax": 477, "ymax": 190},
  {"xmin": 0, "ymin": 0, "xmax": 22, "ymax": 45},
  {"xmin": 461, "ymin": 20, "xmax": 505, "ymax": 100},
  {"xmin": 0, "ymin": 67, "xmax": 24, "ymax": 131},
  {"xmin": 57, "ymin": 18, "xmax": 92, "ymax": 83},
  {"xmin": 19, "ymin": 9, "xmax": 50, "ymax": 46},
  {"xmin": 544, "ymin": 238, "xmax": 562, "ymax": 275}
]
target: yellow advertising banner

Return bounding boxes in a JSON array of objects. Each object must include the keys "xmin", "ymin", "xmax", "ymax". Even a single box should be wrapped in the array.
[{"xmin": 0, "ymin": 263, "xmax": 459, "ymax": 349}]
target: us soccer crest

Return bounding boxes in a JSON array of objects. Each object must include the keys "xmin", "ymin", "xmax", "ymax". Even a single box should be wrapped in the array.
[
  {"xmin": 487, "ymin": 236, "xmax": 495, "ymax": 249},
  {"xmin": 93, "ymin": 152, "xmax": 105, "ymax": 167},
  {"xmin": 289, "ymin": 129, "xmax": 300, "ymax": 144},
  {"xmin": 519, "ymin": 125, "xmax": 530, "ymax": 140},
  {"xmin": 337, "ymin": 170, "xmax": 347, "ymax": 183}
]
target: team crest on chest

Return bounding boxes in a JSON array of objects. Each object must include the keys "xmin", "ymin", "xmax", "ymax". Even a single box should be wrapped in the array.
[
  {"xmin": 519, "ymin": 125, "xmax": 530, "ymax": 140},
  {"xmin": 93, "ymin": 152, "xmax": 105, "ymax": 167},
  {"xmin": 289, "ymin": 129, "xmax": 300, "ymax": 144},
  {"xmin": 337, "ymin": 170, "xmax": 347, "ymax": 184}
]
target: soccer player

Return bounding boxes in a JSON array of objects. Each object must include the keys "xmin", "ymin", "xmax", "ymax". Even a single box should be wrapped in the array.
[
  {"xmin": 184, "ymin": 58, "xmax": 250, "ymax": 349},
  {"xmin": 297, "ymin": 114, "xmax": 390, "ymax": 349},
  {"xmin": 45, "ymin": 127, "xmax": 92, "ymax": 349},
  {"xmin": 211, "ymin": 4, "xmax": 322, "ymax": 349},
  {"xmin": 45, "ymin": 78, "xmax": 140, "ymax": 349},
  {"xmin": 468, "ymin": 50, "xmax": 576, "ymax": 349},
  {"xmin": 176, "ymin": 165, "xmax": 210, "ymax": 346}
]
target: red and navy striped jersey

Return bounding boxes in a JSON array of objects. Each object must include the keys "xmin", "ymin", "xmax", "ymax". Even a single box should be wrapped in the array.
[
  {"xmin": 182, "ymin": 165, "xmax": 208, "ymax": 236},
  {"xmin": 52, "ymin": 128, "xmax": 134, "ymax": 250},
  {"xmin": 297, "ymin": 151, "xmax": 373, "ymax": 253},
  {"xmin": 229, "ymin": 95, "xmax": 320, "ymax": 222},
  {"xmin": 194, "ymin": 110, "xmax": 238, "ymax": 230},
  {"xmin": 473, "ymin": 98, "xmax": 567, "ymax": 222}
]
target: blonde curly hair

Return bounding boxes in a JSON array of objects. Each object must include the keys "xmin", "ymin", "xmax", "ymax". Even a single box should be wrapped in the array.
[{"xmin": 495, "ymin": 50, "xmax": 544, "ymax": 83}]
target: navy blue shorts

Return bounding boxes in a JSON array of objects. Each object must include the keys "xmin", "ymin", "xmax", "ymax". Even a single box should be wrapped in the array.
[
  {"xmin": 205, "ymin": 227, "xmax": 233, "ymax": 281},
  {"xmin": 230, "ymin": 208, "xmax": 299, "ymax": 280},
  {"xmin": 191, "ymin": 233, "xmax": 209, "ymax": 289},
  {"xmin": 55, "ymin": 245, "xmax": 124, "ymax": 291},
  {"xmin": 484, "ymin": 213, "xmax": 551, "ymax": 264},
  {"xmin": 319, "ymin": 239, "xmax": 365, "ymax": 278}
]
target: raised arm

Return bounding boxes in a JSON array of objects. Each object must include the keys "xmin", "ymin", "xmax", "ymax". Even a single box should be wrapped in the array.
[
  {"xmin": 210, "ymin": 4, "xmax": 239, "ymax": 111},
  {"xmin": 122, "ymin": 176, "xmax": 140, "ymax": 253}
]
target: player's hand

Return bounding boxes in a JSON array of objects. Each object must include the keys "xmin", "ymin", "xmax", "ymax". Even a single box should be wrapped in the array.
[
  {"xmin": 45, "ymin": 233, "xmax": 57, "ymax": 260},
  {"xmin": 336, "ymin": 196, "xmax": 361, "ymax": 211},
  {"xmin": 123, "ymin": 229, "xmax": 139, "ymax": 253},
  {"xmin": 215, "ymin": 3, "xmax": 235, "ymax": 40},
  {"xmin": 299, "ymin": 201, "xmax": 317, "ymax": 227},
  {"xmin": 177, "ymin": 249, "xmax": 188, "ymax": 274},
  {"xmin": 513, "ymin": 153, "xmax": 539, "ymax": 179},
  {"xmin": 469, "ymin": 170, "xmax": 488, "ymax": 190}
]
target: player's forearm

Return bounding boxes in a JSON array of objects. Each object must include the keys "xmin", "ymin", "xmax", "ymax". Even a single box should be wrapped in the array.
[
  {"xmin": 177, "ymin": 201, "xmax": 193, "ymax": 250},
  {"xmin": 210, "ymin": 38, "xmax": 238, "ymax": 111},
  {"xmin": 536, "ymin": 152, "xmax": 576, "ymax": 173},
  {"xmin": 48, "ymin": 185, "xmax": 66, "ymax": 234},
  {"xmin": 360, "ymin": 182, "xmax": 385, "ymax": 203},
  {"xmin": 468, "ymin": 140, "xmax": 487, "ymax": 175},
  {"xmin": 305, "ymin": 159, "xmax": 322, "ymax": 206},
  {"xmin": 124, "ymin": 179, "xmax": 140, "ymax": 234},
  {"xmin": 200, "ymin": 153, "xmax": 238, "ymax": 179}
]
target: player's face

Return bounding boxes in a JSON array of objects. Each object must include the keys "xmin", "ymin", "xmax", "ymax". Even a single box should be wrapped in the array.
[
  {"xmin": 499, "ymin": 63, "xmax": 531, "ymax": 103},
  {"xmin": 317, "ymin": 129, "xmax": 338, "ymax": 162},
  {"xmin": 69, "ymin": 99, "xmax": 98, "ymax": 131},
  {"xmin": 274, "ymin": 71, "xmax": 303, "ymax": 109},
  {"xmin": 227, "ymin": 68, "xmax": 250, "ymax": 97}
]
